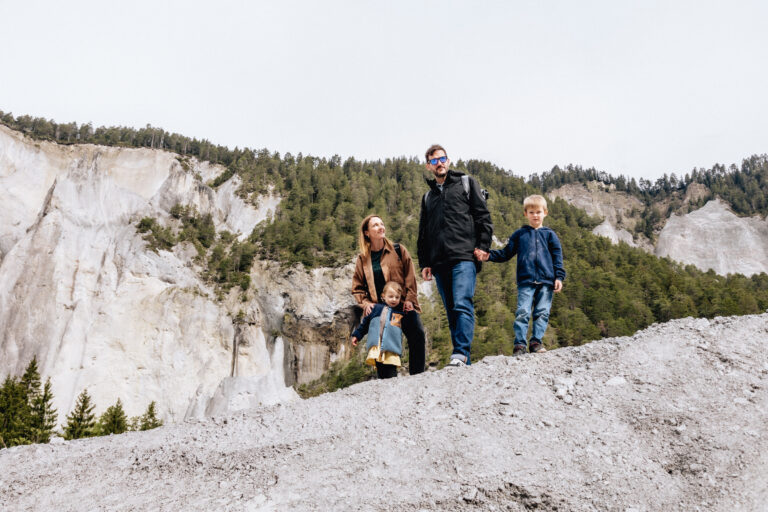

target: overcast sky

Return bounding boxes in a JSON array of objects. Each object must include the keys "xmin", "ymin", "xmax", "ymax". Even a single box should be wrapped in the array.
[{"xmin": 1, "ymin": 0, "xmax": 767, "ymax": 181}]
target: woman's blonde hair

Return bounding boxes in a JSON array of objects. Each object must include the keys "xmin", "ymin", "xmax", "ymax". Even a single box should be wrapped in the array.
[{"xmin": 358, "ymin": 214, "xmax": 393, "ymax": 258}]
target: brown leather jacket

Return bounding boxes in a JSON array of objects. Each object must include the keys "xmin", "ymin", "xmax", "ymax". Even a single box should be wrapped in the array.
[{"xmin": 352, "ymin": 240, "xmax": 421, "ymax": 313}]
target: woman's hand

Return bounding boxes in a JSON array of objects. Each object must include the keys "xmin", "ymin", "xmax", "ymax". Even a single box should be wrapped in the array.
[
  {"xmin": 363, "ymin": 303, "xmax": 374, "ymax": 316},
  {"xmin": 403, "ymin": 300, "xmax": 414, "ymax": 312}
]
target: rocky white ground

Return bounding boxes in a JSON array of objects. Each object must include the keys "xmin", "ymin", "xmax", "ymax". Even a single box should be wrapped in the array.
[{"xmin": 3, "ymin": 313, "xmax": 767, "ymax": 511}]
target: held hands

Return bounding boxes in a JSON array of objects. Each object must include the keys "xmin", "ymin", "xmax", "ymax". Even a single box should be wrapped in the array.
[
  {"xmin": 403, "ymin": 300, "xmax": 414, "ymax": 312},
  {"xmin": 554, "ymin": 279, "xmax": 563, "ymax": 293},
  {"xmin": 363, "ymin": 303, "xmax": 374, "ymax": 316},
  {"xmin": 473, "ymin": 248, "xmax": 490, "ymax": 261},
  {"xmin": 351, "ymin": 336, "xmax": 358, "ymax": 346}
]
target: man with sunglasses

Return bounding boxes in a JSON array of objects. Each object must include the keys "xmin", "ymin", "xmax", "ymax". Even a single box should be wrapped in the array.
[{"xmin": 417, "ymin": 144, "xmax": 493, "ymax": 367}]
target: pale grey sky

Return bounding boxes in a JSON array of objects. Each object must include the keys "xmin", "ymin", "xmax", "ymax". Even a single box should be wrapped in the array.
[{"xmin": 1, "ymin": 0, "xmax": 767, "ymax": 181}]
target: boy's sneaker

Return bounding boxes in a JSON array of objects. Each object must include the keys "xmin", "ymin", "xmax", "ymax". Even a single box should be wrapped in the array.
[
  {"xmin": 446, "ymin": 357, "xmax": 466, "ymax": 368},
  {"xmin": 529, "ymin": 342, "xmax": 547, "ymax": 353},
  {"xmin": 513, "ymin": 345, "xmax": 527, "ymax": 356}
]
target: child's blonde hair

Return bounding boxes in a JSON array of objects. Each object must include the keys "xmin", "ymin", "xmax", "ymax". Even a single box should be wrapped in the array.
[
  {"xmin": 382, "ymin": 281, "xmax": 403, "ymax": 298},
  {"xmin": 523, "ymin": 194, "xmax": 548, "ymax": 212}
]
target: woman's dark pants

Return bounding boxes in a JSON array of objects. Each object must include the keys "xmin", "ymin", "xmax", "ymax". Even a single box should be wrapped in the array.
[
  {"xmin": 375, "ymin": 362, "xmax": 398, "ymax": 379},
  {"xmin": 402, "ymin": 311, "xmax": 426, "ymax": 375}
]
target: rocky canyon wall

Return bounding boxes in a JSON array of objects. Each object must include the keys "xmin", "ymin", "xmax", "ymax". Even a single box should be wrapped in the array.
[
  {"xmin": 0, "ymin": 125, "xmax": 355, "ymax": 424},
  {"xmin": 549, "ymin": 182, "xmax": 768, "ymax": 276}
]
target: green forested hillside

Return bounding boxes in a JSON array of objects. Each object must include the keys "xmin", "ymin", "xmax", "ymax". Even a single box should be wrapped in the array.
[{"xmin": 3, "ymin": 111, "xmax": 768, "ymax": 395}]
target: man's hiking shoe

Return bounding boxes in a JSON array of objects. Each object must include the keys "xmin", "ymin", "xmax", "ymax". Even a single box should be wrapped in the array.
[
  {"xmin": 529, "ymin": 342, "xmax": 547, "ymax": 353},
  {"xmin": 513, "ymin": 345, "xmax": 527, "ymax": 356},
  {"xmin": 446, "ymin": 358, "xmax": 466, "ymax": 368}
]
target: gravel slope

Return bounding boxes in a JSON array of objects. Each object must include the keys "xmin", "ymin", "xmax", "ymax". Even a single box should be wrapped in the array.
[{"xmin": 3, "ymin": 314, "xmax": 767, "ymax": 511}]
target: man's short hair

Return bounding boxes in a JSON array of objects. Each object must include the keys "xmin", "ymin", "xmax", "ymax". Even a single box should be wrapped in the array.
[
  {"xmin": 425, "ymin": 144, "xmax": 446, "ymax": 162},
  {"xmin": 523, "ymin": 194, "xmax": 548, "ymax": 212}
]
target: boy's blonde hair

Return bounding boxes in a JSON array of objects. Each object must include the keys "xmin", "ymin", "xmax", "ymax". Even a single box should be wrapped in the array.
[
  {"xmin": 523, "ymin": 194, "xmax": 548, "ymax": 212},
  {"xmin": 382, "ymin": 281, "xmax": 403, "ymax": 297}
]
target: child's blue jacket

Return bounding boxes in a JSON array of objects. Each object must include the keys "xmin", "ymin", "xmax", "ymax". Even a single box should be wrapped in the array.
[
  {"xmin": 351, "ymin": 304, "xmax": 404, "ymax": 355},
  {"xmin": 489, "ymin": 225, "xmax": 566, "ymax": 286}
]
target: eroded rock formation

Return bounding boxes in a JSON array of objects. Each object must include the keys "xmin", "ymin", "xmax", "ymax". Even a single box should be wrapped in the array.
[
  {"xmin": 0, "ymin": 125, "xmax": 355, "ymax": 424},
  {"xmin": 549, "ymin": 182, "xmax": 768, "ymax": 276}
]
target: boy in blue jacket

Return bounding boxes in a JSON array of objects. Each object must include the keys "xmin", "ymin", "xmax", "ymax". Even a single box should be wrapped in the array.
[
  {"xmin": 351, "ymin": 281, "xmax": 405, "ymax": 378},
  {"xmin": 476, "ymin": 194, "xmax": 565, "ymax": 355}
]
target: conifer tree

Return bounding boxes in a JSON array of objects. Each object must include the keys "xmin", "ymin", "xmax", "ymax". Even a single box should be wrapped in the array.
[
  {"xmin": 20, "ymin": 356, "xmax": 41, "ymax": 401},
  {"xmin": 96, "ymin": 398, "xmax": 128, "ymax": 436},
  {"xmin": 0, "ymin": 375, "xmax": 30, "ymax": 447},
  {"xmin": 127, "ymin": 415, "xmax": 141, "ymax": 432},
  {"xmin": 63, "ymin": 389, "xmax": 96, "ymax": 440},
  {"xmin": 139, "ymin": 401, "xmax": 163, "ymax": 431},
  {"xmin": 28, "ymin": 378, "xmax": 57, "ymax": 444}
]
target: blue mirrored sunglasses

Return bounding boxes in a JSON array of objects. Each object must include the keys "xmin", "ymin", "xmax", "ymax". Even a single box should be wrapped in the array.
[{"xmin": 428, "ymin": 156, "xmax": 447, "ymax": 165}]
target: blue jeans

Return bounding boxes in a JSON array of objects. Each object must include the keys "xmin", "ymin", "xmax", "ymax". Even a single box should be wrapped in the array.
[
  {"xmin": 433, "ymin": 261, "xmax": 477, "ymax": 364},
  {"xmin": 514, "ymin": 283, "xmax": 553, "ymax": 346}
]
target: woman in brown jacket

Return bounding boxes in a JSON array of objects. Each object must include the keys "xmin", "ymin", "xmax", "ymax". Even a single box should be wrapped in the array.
[{"xmin": 352, "ymin": 214, "xmax": 426, "ymax": 375}]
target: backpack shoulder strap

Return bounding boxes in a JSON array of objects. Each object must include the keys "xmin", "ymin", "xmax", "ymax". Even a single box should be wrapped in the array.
[
  {"xmin": 393, "ymin": 243, "xmax": 402, "ymax": 260},
  {"xmin": 462, "ymin": 174, "xmax": 489, "ymax": 202},
  {"xmin": 461, "ymin": 175, "xmax": 470, "ymax": 198}
]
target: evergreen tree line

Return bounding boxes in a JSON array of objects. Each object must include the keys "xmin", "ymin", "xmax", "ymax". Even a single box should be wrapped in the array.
[
  {"xmin": 0, "ymin": 110, "xmax": 242, "ymax": 171},
  {"xmin": 1, "ymin": 357, "xmax": 163, "ymax": 449},
  {"xmin": 4, "ymin": 109, "xmax": 767, "ymax": 217},
  {"xmin": 530, "ymin": 155, "xmax": 768, "ymax": 218}
]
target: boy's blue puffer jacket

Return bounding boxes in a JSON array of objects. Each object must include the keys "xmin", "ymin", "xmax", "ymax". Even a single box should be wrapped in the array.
[
  {"xmin": 351, "ymin": 304, "xmax": 404, "ymax": 355},
  {"xmin": 489, "ymin": 225, "xmax": 565, "ymax": 286}
]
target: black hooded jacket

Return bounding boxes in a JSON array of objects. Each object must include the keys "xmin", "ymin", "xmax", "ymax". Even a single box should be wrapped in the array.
[{"xmin": 417, "ymin": 170, "xmax": 493, "ymax": 269}]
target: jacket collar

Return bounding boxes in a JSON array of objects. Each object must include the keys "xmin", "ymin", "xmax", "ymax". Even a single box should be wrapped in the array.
[{"xmin": 426, "ymin": 169, "xmax": 464, "ymax": 190}]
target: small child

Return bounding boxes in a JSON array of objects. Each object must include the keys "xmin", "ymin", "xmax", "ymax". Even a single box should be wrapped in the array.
[
  {"xmin": 350, "ymin": 281, "xmax": 405, "ymax": 379},
  {"xmin": 477, "ymin": 194, "xmax": 565, "ymax": 355}
]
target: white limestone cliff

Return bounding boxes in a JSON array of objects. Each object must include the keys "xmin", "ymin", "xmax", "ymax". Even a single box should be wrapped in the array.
[
  {"xmin": 0, "ymin": 124, "xmax": 320, "ymax": 424},
  {"xmin": 656, "ymin": 199, "xmax": 768, "ymax": 276},
  {"xmin": 547, "ymin": 182, "xmax": 652, "ymax": 251}
]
